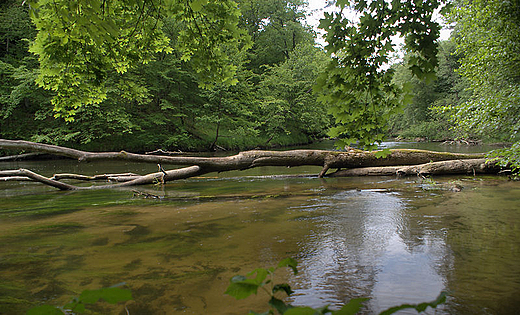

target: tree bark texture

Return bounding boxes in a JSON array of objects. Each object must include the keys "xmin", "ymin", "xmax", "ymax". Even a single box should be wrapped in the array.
[
  {"xmin": 328, "ymin": 158, "xmax": 499, "ymax": 177},
  {"xmin": 0, "ymin": 139, "xmax": 501, "ymax": 190}
]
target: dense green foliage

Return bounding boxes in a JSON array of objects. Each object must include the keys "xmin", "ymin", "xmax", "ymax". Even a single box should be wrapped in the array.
[
  {"xmin": 448, "ymin": 0, "xmax": 520, "ymax": 172},
  {"xmin": 388, "ymin": 0, "xmax": 520, "ymax": 171},
  {"xmin": 388, "ymin": 40, "xmax": 470, "ymax": 141},
  {"xmin": 448, "ymin": 0, "xmax": 519, "ymax": 141},
  {"xmin": 315, "ymin": 0, "xmax": 443, "ymax": 149},
  {"xmin": 0, "ymin": 0, "xmax": 330, "ymax": 152},
  {"xmin": 27, "ymin": 0, "xmax": 247, "ymax": 118}
]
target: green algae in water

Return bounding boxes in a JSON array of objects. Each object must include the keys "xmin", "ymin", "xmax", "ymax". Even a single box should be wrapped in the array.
[
  {"xmin": 0, "ymin": 282, "xmax": 33, "ymax": 314},
  {"xmin": 0, "ymin": 189, "xmax": 134, "ymax": 218},
  {"xmin": 22, "ymin": 223, "xmax": 86, "ymax": 234}
]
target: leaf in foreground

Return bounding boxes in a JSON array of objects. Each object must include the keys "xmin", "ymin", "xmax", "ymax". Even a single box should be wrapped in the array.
[{"xmin": 379, "ymin": 291, "xmax": 449, "ymax": 315}]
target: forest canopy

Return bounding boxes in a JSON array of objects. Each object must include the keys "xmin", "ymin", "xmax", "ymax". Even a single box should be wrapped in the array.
[{"xmin": 0, "ymin": 0, "xmax": 519, "ymax": 170}]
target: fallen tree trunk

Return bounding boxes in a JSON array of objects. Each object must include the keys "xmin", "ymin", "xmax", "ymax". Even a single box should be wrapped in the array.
[
  {"xmin": 0, "ymin": 139, "xmax": 501, "ymax": 191},
  {"xmin": 0, "ymin": 139, "xmax": 485, "ymax": 168},
  {"xmin": 328, "ymin": 158, "xmax": 500, "ymax": 177}
]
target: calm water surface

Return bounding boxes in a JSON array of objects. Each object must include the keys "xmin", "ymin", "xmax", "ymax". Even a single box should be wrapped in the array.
[{"xmin": 0, "ymin": 142, "xmax": 519, "ymax": 314}]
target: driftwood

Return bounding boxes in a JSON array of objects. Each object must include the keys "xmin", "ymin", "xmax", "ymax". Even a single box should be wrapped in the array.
[
  {"xmin": 145, "ymin": 149, "xmax": 183, "ymax": 155},
  {"xmin": 0, "ymin": 139, "xmax": 501, "ymax": 191}
]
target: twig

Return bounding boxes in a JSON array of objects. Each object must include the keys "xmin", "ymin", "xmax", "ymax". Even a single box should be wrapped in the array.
[{"xmin": 132, "ymin": 189, "xmax": 161, "ymax": 199}]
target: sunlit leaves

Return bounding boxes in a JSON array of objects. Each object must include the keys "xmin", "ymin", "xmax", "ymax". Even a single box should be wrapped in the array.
[
  {"xmin": 226, "ymin": 275, "xmax": 264, "ymax": 299},
  {"xmin": 175, "ymin": 0, "xmax": 250, "ymax": 88},
  {"xmin": 283, "ymin": 307, "xmax": 318, "ymax": 315},
  {"xmin": 488, "ymin": 142, "xmax": 520, "ymax": 177},
  {"xmin": 26, "ymin": 0, "xmax": 248, "ymax": 118},
  {"xmin": 446, "ymin": 0, "xmax": 520, "ymax": 172},
  {"xmin": 258, "ymin": 42, "xmax": 331, "ymax": 141},
  {"xmin": 448, "ymin": 0, "xmax": 520, "ymax": 140},
  {"xmin": 238, "ymin": 0, "xmax": 312, "ymax": 72}
]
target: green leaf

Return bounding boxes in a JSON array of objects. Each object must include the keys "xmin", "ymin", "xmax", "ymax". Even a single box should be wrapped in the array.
[
  {"xmin": 283, "ymin": 307, "xmax": 319, "ymax": 315},
  {"xmin": 272, "ymin": 284, "xmax": 294, "ymax": 296},
  {"xmin": 26, "ymin": 305, "xmax": 64, "ymax": 315},
  {"xmin": 78, "ymin": 287, "xmax": 132, "ymax": 304},
  {"xmin": 379, "ymin": 291, "xmax": 448, "ymax": 315},
  {"xmin": 336, "ymin": 0, "xmax": 350, "ymax": 10},
  {"xmin": 332, "ymin": 298, "xmax": 369, "ymax": 315},
  {"xmin": 190, "ymin": 0, "xmax": 207, "ymax": 12},
  {"xmin": 374, "ymin": 149, "xmax": 391, "ymax": 158},
  {"xmin": 247, "ymin": 268, "xmax": 269, "ymax": 285},
  {"xmin": 269, "ymin": 297, "xmax": 292, "ymax": 314},
  {"xmin": 71, "ymin": 303, "xmax": 86, "ymax": 313},
  {"xmin": 277, "ymin": 258, "xmax": 298, "ymax": 275},
  {"xmin": 225, "ymin": 276, "xmax": 260, "ymax": 300}
]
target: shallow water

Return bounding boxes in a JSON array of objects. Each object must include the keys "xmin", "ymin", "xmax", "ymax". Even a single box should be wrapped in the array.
[{"xmin": 1, "ymin": 143, "xmax": 519, "ymax": 314}]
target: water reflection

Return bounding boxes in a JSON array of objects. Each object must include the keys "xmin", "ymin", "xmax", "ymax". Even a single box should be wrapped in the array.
[{"xmin": 291, "ymin": 189, "xmax": 446, "ymax": 313}]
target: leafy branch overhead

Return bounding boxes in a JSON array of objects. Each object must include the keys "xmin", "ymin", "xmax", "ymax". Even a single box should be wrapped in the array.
[
  {"xmin": 315, "ymin": 0, "xmax": 444, "ymax": 149},
  {"xmin": 25, "ymin": 0, "xmax": 249, "ymax": 119}
]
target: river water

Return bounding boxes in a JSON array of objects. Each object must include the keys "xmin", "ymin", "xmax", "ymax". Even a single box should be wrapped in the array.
[{"xmin": 0, "ymin": 142, "xmax": 519, "ymax": 314}]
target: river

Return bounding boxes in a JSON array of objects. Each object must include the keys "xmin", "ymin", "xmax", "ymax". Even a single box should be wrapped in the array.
[{"xmin": 0, "ymin": 141, "xmax": 519, "ymax": 314}]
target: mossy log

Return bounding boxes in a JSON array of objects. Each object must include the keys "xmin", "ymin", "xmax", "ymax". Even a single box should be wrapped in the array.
[{"xmin": 0, "ymin": 139, "xmax": 500, "ymax": 190}]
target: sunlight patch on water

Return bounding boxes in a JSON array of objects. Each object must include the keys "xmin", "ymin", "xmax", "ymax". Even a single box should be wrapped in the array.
[{"xmin": 291, "ymin": 190, "xmax": 445, "ymax": 313}]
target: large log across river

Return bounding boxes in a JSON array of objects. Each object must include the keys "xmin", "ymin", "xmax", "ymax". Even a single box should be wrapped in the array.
[{"xmin": 0, "ymin": 139, "xmax": 501, "ymax": 190}]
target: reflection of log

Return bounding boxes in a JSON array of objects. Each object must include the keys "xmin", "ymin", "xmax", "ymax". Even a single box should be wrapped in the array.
[
  {"xmin": 0, "ymin": 152, "xmax": 46, "ymax": 161},
  {"xmin": 0, "ymin": 139, "xmax": 501, "ymax": 191},
  {"xmin": 51, "ymin": 173, "xmax": 140, "ymax": 181},
  {"xmin": 0, "ymin": 176, "xmax": 35, "ymax": 181}
]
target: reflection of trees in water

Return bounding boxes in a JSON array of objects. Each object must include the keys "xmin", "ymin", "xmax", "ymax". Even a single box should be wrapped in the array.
[
  {"xmin": 396, "ymin": 193, "xmax": 455, "ymax": 277},
  {"xmin": 291, "ymin": 189, "xmax": 447, "ymax": 313},
  {"xmin": 438, "ymin": 185, "xmax": 520, "ymax": 314}
]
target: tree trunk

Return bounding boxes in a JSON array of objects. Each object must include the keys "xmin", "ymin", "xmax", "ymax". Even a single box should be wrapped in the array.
[
  {"xmin": 0, "ymin": 139, "xmax": 501, "ymax": 191},
  {"xmin": 328, "ymin": 158, "xmax": 499, "ymax": 177}
]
